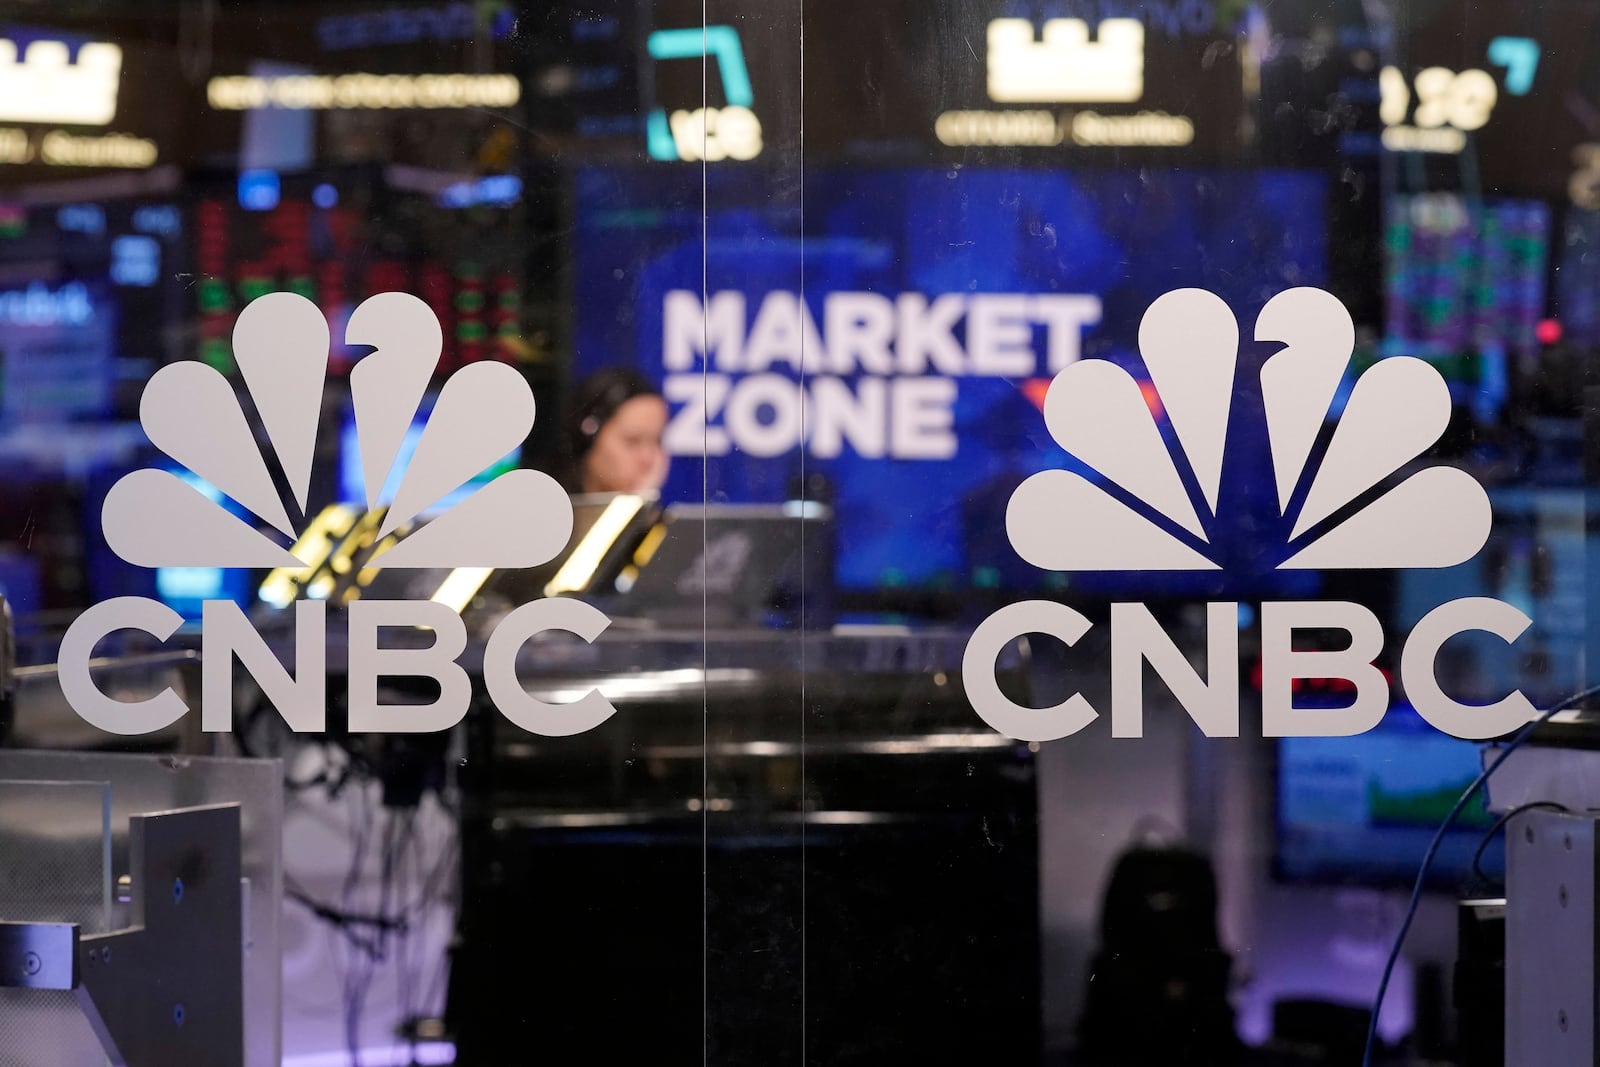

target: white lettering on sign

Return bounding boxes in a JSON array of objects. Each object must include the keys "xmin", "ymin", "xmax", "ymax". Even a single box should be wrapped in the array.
[
  {"xmin": 933, "ymin": 108, "xmax": 1195, "ymax": 148},
  {"xmin": 38, "ymin": 130, "xmax": 157, "ymax": 168},
  {"xmin": 963, "ymin": 287, "xmax": 1515, "ymax": 745},
  {"xmin": 56, "ymin": 292, "xmax": 618, "ymax": 741},
  {"xmin": 1378, "ymin": 65, "xmax": 1498, "ymax": 155},
  {"xmin": 1071, "ymin": 110, "xmax": 1193, "ymax": 146},
  {"xmin": 663, "ymin": 290, "xmax": 1101, "ymax": 376},
  {"xmin": 663, "ymin": 373, "xmax": 958, "ymax": 460},
  {"xmin": 667, "ymin": 105, "xmax": 764, "ymax": 162},
  {"xmin": 659, "ymin": 289, "xmax": 1101, "ymax": 460},
  {"xmin": 207, "ymin": 73, "xmax": 521, "ymax": 111},
  {"xmin": 0, "ymin": 127, "xmax": 27, "ymax": 163},
  {"xmin": 935, "ymin": 109, "xmax": 1063, "ymax": 147}
]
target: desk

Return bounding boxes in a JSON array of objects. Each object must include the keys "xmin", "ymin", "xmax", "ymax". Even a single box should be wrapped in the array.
[{"xmin": 441, "ymin": 626, "xmax": 1040, "ymax": 1065}]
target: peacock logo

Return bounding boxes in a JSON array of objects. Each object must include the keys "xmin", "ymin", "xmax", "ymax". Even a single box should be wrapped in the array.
[
  {"xmin": 62, "ymin": 292, "xmax": 617, "ymax": 741},
  {"xmin": 101, "ymin": 291, "xmax": 572, "ymax": 570},
  {"xmin": 965, "ymin": 287, "xmax": 1530, "ymax": 745},
  {"xmin": 1007, "ymin": 286, "xmax": 1492, "ymax": 574}
]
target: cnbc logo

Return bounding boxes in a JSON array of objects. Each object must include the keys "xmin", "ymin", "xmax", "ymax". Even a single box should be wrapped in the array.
[
  {"xmin": 964, "ymin": 287, "xmax": 1535, "ymax": 744},
  {"xmin": 60, "ymin": 292, "xmax": 618, "ymax": 739}
]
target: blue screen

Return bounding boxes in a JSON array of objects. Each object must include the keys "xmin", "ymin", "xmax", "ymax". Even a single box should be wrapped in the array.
[
  {"xmin": 574, "ymin": 165, "xmax": 1330, "ymax": 598},
  {"xmin": 1277, "ymin": 704, "xmax": 1500, "ymax": 889}
]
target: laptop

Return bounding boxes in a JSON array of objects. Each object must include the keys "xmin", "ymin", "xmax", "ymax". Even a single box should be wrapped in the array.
[{"xmin": 610, "ymin": 502, "xmax": 833, "ymax": 628}]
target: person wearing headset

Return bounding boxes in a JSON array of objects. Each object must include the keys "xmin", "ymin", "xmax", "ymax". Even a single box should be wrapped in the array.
[{"xmin": 560, "ymin": 367, "xmax": 669, "ymax": 496}]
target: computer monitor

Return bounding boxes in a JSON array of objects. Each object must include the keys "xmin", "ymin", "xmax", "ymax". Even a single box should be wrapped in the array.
[
  {"xmin": 611, "ymin": 502, "xmax": 833, "ymax": 628},
  {"xmin": 1275, "ymin": 703, "xmax": 1500, "ymax": 890},
  {"xmin": 1382, "ymin": 194, "xmax": 1550, "ymax": 423},
  {"xmin": 1395, "ymin": 486, "xmax": 1592, "ymax": 710},
  {"xmin": 1277, "ymin": 486, "xmax": 1597, "ymax": 890}
]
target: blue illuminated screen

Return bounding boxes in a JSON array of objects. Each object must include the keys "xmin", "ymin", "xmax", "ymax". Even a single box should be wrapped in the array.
[
  {"xmin": 574, "ymin": 165, "xmax": 1330, "ymax": 598},
  {"xmin": 1276, "ymin": 704, "xmax": 1499, "ymax": 889}
]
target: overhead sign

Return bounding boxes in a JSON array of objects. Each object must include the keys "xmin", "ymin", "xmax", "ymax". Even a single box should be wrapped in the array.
[
  {"xmin": 930, "ymin": 10, "xmax": 1233, "ymax": 151},
  {"xmin": 0, "ymin": 39, "xmax": 121, "ymax": 126},
  {"xmin": 206, "ymin": 72, "xmax": 520, "ymax": 110},
  {"xmin": 0, "ymin": 34, "xmax": 181, "ymax": 171},
  {"xmin": 986, "ymin": 18, "xmax": 1144, "ymax": 103},
  {"xmin": 1377, "ymin": 64, "xmax": 1497, "ymax": 154},
  {"xmin": 516, "ymin": 0, "xmax": 1240, "ymax": 162},
  {"xmin": 645, "ymin": 25, "xmax": 763, "ymax": 162},
  {"xmin": 1337, "ymin": 0, "xmax": 1600, "ymax": 198},
  {"xmin": 315, "ymin": 1, "xmax": 515, "ymax": 51}
]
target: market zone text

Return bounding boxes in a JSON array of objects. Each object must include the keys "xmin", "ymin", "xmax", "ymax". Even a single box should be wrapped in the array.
[
  {"xmin": 963, "ymin": 597, "xmax": 1544, "ymax": 742},
  {"xmin": 661, "ymin": 289, "xmax": 1103, "ymax": 459}
]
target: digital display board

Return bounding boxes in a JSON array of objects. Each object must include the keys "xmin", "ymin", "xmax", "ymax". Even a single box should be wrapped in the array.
[
  {"xmin": 1277, "ymin": 704, "xmax": 1499, "ymax": 889},
  {"xmin": 1337, "ymin": 0, "xmax": 1600, "ymax": 200},
  {"xmin": 190, "ymin": 176, "xmax": 523, "ymax": 378},
  {"xmin": 574, "ymin": 164, "xmax": 1329, "ymax": 598},
  {"xmin": 0, "ymin": 22, "xmax": 187, "ymax": 178},
  {"xmin": 522, "ymin": 0, "xmax": 1249, "ymax": 165}
]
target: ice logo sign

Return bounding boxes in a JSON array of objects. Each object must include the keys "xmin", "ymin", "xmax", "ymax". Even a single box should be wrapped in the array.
[
  {"xmin": 964, "ymin": 287, "xmax": 1537, "ymax": 744},
  {"xmin": 60, "ymin": 292, "xmax": 621, "ymax": 739},
  {"xmin": 645, "ymin": 25, "xmax": 762, "ymax": 163}
]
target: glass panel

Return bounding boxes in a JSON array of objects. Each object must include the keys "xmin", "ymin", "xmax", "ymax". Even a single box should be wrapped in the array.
[
  {"xmin": 6, "ymin": 2, "xmax": 1600, "ymax": 1064},
  {"xmin": 0, "ymin": 779, "xmax": 111, "ymax": 928},
  {"xmin": 0, "ymin": 779, "xmax": 111, "ymax": 1067},
  {"xmin": 0, "ymin": 751, "xmax": 282, "ymax": 1067}
]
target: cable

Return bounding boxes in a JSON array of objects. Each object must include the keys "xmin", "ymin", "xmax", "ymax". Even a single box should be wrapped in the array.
[
  {"xmin": 285, "ymin": 879, "xmax": 408, "ymax": 944},
  {"xmin": 1360, "ymin": 684, "xmax": 1600, "ymax": 1067},
  {"xmin": 288, "ymin": 783, "xmax": 456, "ymax": 1064},
  {"xmin": 342, "ymin": 785, "xmax": 379, "ymax": 1064},
  {"xmin": 1469, "ymin": 800, "xmax": 1571, "ymax": 889}
]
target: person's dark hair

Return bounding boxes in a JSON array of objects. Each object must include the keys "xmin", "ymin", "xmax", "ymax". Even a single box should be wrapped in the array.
[{"xmin": 559, "ymin": 367, "xmax": 661, "ymax": 492}]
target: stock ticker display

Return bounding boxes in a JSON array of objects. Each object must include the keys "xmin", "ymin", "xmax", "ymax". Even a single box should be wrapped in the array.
[{"xmin": 190, "ymin": 181, "xmax": 524, "ymax": 379}]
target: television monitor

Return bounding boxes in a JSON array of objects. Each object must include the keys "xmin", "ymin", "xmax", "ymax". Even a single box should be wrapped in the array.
[
  {"xmin": 1557, "ymin": 208, "xmax": 1600, "ymax": 346},
  {"xmin": 1280, "ymin": 486, "xmax": 1599, "ymax": 890},
  {"xmin": 573, "ymin": 165, "xmax": 1332, "ymax": 603},
  {"xmin": 1394, "ymin": 486, "xmax": 1593, "ymax": 710},
  {"xmin": 1382, "ymin": 194, "xmax": 1550, "ymax": 423},
  {"xmin": 0, "ymin": 279, "xmax": 117, "ymax": 426},
  {"xmin": 0, "ymin": 199, "xmax": 185, "ymax": 419},
  {"xmin": 610, "ymin": 501, "xmax": 832, "ymax": 628},
  {"xmin": 1275, "ymin": 703, "xmax": 1501, "ymax": 889}
]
